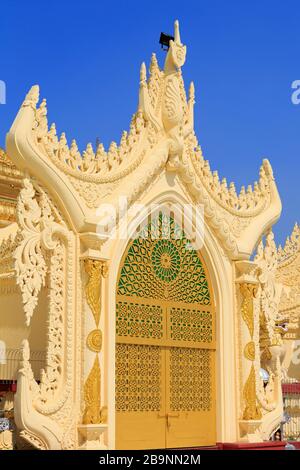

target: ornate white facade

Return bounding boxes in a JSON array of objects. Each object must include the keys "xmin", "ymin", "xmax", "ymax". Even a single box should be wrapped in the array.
[{"xmin": 0, "ymin": 21, "xmax": 294, "ymax": 450}]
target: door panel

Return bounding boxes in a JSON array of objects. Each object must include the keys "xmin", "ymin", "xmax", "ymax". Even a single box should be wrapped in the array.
[
  {"xmin": 115, "ymin": 301, "xmax": 216, "ymax": 449},
  {"xmin": 115, "ymin": 343, "xmax": 166, "ymax": 450}
]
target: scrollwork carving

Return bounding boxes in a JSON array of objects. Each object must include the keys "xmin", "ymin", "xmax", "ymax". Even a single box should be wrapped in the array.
[{"xmin": 14, "ymin": 178, "xmax": 48, "ymax": 326}]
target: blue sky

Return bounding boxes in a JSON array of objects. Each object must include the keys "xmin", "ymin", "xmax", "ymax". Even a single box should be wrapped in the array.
[{"xmin": 0, "ymin": 0, "xmax": 299, "ymax": 245}]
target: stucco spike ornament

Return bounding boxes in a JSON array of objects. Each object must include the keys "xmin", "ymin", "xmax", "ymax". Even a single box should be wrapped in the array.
[
  {"xmin": 140, "ymin": 20, "xmax": 189, "ymax": 167},
  {"xmin": 3, "ymin": 20, "xmax": 285, "ymax": 449},
  {"xmin": 84, "ymin": 259, "xmax": 108, "ymax": 328},
  {"xmin": 22, "ymin": 84, "xmax": 39, "ymax": 109},
  {"xmin": 255, "ymin": 230, "xmax": 286, "ymax": 346},
  {"xmin": 14, "ymin": 178, "xmax": 48, "ymax": 326},
  {"xmin": 276, "ymin": 223, "xmax": 300, "ymax": 339}
]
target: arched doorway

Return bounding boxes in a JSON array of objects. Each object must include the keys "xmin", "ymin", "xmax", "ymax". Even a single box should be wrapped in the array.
[{"xmin": 115, "ymin": 214, "xmax": 216, "ymax": 449}]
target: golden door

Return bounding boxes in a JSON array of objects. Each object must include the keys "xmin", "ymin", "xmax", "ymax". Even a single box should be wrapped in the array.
[{"xmin": 115, "ymin": 215, "xmax": 216, "ymax": 450}]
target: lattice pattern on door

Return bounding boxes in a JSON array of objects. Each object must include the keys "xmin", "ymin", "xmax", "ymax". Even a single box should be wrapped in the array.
[
  {"xmin": 116, "ymin": 343, "xmax": 162, "ymax": 412},
  {"xmin": 169, "ymin": 348, "xmax": 212, "ymax": 412},
  {"xmin": 169, "ymin": 307, "xmax": 213, "ymax": 343}
]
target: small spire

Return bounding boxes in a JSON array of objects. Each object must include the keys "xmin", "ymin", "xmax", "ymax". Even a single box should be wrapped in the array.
[
  {"xmin": 140, "ymin": 62, "xmax": 146, "ymax": 83},
  {"xmin": 222, "ymin": 177, "xmax": 228, "ymax": 188},
  {"xmin": 189, "ymin": 82, "xmax": 195, "ymax": 102},
  {"xmin": 174, "ymin": 19, "xmax": 182, "ymax": 45},
  {"xmin": 60, "ymin": 132, "xmax": 67, "ymax": 144}
]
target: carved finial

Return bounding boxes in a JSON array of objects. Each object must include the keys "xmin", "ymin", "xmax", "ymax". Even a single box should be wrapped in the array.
[
  {"xmin": 119, "ymin": 131, "xmax": 128, "ymax": 158},
  {"xmin": 174, "ymin": 19, "xmax": 182, "ymax": 45},
  {"xmin": 60, "ymin": 132, "xmax": 67, "ymax": 145},
  {"xmin": 229, "ymin": 182, "xmax": 238, "ymax": 208},
  {"xmin": 195, "ymin": 146, "xmax": 204, "ymax": 166},
  {"xmin": 213, "ymin": 170, "xmax": 219, "ymax": 183},
  {"xmin": 35, "ymin": 98, "xmax": 48, "ymax": 138},
  {"xmin": 70, "ymin": 139, "xmax": 79, "ymax": 152},
  {"xmin": 164, "ymin": 20, "xmax": 186, "ymax": 73},
  {"xmin": 189, "ymin": 82, "xmax": 195, "ymax": 102},
  {"xmin": 239, "ymin": 186, "xmax": 247, "ymax": 209},
  {"xmin": 96, "ymin": 142, "xmax": 105, "ymax": 156},
  {"xmin": 23, "ymin": 85, "xmax": 40, "ymax": 108},
  {"xmin": 140, "ymin": 62, "xmax": 146, "ymax": 83},
  {"xmin": 84, "ymin": 143, "xmax": 94, "ymax": 159},
  {"xmin": 80, "ymin": 143, "xmax": 95, "ymax": 172},
  {"xmin": 278, "ymin": 222, "xmax": 300, "ymax": 262},
  {"xmin": 40, "ymin": 98, "xmax": 47, "ymax": 109},
  {"xmin": 86, "ymin": 142, "xmax": 94, "ymax": 153},
  {"xmin": 229, "ymin": 182, "xmax": 237, "ymax": 194},
  {"xmin": 120, "ymin": 130, "xmax": 127, "ymax": 145}
]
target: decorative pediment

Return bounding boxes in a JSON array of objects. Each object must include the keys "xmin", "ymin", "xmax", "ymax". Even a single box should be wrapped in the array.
[{"xmin": 6, "ymin": 20, "xmax": 281, "ymax": 259}]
